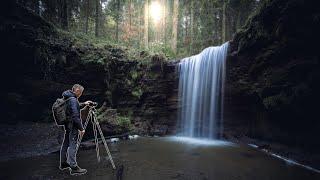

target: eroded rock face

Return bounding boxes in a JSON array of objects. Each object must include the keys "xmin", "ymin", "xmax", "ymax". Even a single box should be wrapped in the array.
[
  {"xmin": 1, "ymin": 2, "xmax": 179, "ymax": 136},
  {"xmin": 225, "ymin": 0, "xmax": 320, "ymax": 150}
]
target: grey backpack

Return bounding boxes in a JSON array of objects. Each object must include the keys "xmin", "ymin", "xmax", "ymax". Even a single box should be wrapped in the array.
[{"xmin": 52, "ymin": 97, "xmax": 73, "ymax": 126}]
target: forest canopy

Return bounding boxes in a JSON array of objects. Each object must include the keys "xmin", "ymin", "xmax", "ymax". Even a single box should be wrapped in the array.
[{"xmin": 19, "ymin": 0, "xmax": 261, "ymax": 58}]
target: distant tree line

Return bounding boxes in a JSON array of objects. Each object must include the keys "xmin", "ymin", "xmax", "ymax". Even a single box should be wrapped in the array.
[{"xmin": 18, "ymin": 0, "xmax": 261, "ymax": 57}]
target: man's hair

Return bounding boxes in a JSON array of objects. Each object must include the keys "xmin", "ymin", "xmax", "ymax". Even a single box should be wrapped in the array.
[{"xmin": 72, "ymin": 84, "xmax": 84, "ymax": 92}]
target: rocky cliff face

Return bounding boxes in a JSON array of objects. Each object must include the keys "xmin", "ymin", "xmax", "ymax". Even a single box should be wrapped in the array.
[
  {"xmin": 225, "ymin": 0, "xmax": 320, "ymax": 151},
  {"xmin": 1, "ymin": 2, "xmax": 178, "ymax": 136}
]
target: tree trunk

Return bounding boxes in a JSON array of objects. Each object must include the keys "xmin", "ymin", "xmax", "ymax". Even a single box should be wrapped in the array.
[
  {"xmin": 162, "ymin": 0, "xmax": 166, "ymax": 44},
  {"xmin": 222, "ymin": 0, "xmax": 227, "ymax": 43},
  {"xmin": 171, "ymin": 0, "xmax": 179, "ymax": 53},
  {"xmin": 138, "ymin": 2, "xmax": 141, "ymax": 47},
  {"xmin": 129, "ymin": 0, "xmax": 132, "ymax": 32},
  {"xmin": 144, "ymin": 0, "xmax": 149, "ymax": 49},
  {"xmin": 95, "ymin": 0, "xmax": 101, "ymax": 37},
  {"xmin": 61, "ymin": 0, "xmax": 68, "ymax": 30},
  {"xmin": 100, "ymin": 4, "xmax": 106, "ymax": 36},
  {"xmin": 190, "ymin": 0, "xmax": 194, "ymax": 54},
  {"xmin": 116, "ymin": 0, "xmax": 120, "ymax": 42},
  {"xmin": 213, "ymin": 11, "xmax": 218, "ymax": 44},
  {"xmin": 184, "ymin": 5, "xmax": 188, "ymax": 45},
  {"xmin": 85, "ymin": 0, "xmax": 89, "ymax": 34}
]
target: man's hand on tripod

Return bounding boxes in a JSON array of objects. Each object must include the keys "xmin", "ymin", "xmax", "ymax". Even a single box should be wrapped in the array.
[
  {"xmin": 84, "ymin": 100, "xmax": 93, "ymax": 105},
  {"xmin": 79, "ymin": 130, "xmax": 85, "ymax": 137}
]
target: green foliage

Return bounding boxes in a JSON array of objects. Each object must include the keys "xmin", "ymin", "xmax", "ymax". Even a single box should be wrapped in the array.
[
  {"xmin": 131, "ymin": 71, "xmax": 139, "ymax": 80},
  {"xmin": 148, "ymin": 42, "xmax": 175, "ymax": 59},
  {"xmin": 116, "ymin": 115, "xmax": 132, "ymax": 129},
  {"xmin": 81, "ymin": 52, "xmax": 106, "ymax": 65},
  {"xmin": 132, "ymin": 88, "xmax": 143, "ymax": 99},
  {"xmin": 57, "ymin": 30, "xmax": 112, "ymax": 47}
]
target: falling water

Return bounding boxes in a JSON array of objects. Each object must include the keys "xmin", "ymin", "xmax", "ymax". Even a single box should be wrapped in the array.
[{"xmin": 177, "ymin": 42, "xmax": 229, "ymax": 139}]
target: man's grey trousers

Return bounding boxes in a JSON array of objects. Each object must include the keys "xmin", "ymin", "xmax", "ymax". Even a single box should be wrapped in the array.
[{"xmin": 60, "ymin": 123, "xmax": 79, "ymax": 167}]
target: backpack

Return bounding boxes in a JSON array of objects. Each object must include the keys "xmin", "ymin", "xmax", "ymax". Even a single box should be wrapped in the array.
[{"xmin": 52, "ymin": 97, "xmax": 74, "ymax": 126}]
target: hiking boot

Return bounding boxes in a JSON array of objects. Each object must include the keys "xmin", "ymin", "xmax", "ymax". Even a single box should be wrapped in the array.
[
  {"xmin": 59, "ymin": 162, "xmax": 71, "ymax": 170},
  {"xmin": 70, "ymin": 166, "xmax": 87, "ymax": 175}
]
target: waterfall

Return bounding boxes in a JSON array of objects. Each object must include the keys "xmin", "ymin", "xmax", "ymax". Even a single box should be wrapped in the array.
[{"xmin": 177, "ymin": 42, "xmax": 229, "ymax": 139}]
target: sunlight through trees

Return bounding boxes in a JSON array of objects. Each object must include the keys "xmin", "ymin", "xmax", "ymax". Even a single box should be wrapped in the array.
[{"xmin": 19, "ymin": 0, "xmax": 261, "ymax": 58}]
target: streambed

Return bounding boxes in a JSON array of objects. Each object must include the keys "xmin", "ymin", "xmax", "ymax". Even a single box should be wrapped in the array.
[{"xmin": 0, "ymin": 136, "xmax": 319, "ymax": 180}]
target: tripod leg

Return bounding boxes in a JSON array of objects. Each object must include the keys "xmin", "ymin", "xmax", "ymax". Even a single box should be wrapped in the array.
[
  {"xmin": 93, "ymin": 114, "xmax": 116, "ymax": 169},
  {"xmin": 76, "ymin": 110, "xmax": 91, "ymax": 152},
  {"xmin": 92, "ymin": 119, "xmax": 101, "ymax": 162}
]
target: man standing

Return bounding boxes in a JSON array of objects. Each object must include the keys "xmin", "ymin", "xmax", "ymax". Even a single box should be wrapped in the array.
[{"xmin": 59, "ymin": 84, "xmax": 92, "ymax": 175}]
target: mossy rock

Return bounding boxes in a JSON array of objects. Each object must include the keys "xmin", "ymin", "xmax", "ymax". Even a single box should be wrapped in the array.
[
  {"xmin": 132, "ymin": 88, "xmax": 143, "ymax": 99},
  {"xmin": 262, "ymin": 92, "xmax": 292, "ymax": 111},
  {"xmin": 268, "ymin": 69, "xmax": 289, "ymax": 85},
  {"xmin": 116, "ymin": 116, "xmax": 133, "ymax": 130}
]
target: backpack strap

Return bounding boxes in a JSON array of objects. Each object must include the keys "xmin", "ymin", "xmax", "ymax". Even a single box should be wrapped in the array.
[
  {"xmin": 64, "ymin": 97, "xmax": 76, "ymax": 101},
  {"xmin": 64, "ymin": 97, "xmax": 77, "ymax": 107}
]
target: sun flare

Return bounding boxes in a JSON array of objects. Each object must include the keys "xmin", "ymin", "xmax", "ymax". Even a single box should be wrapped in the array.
[{"xmin": 150, "ymin": 1, "xmax": 163, "ymax": 23}]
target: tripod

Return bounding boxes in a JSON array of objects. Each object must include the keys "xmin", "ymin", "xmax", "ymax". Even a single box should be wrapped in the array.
[{"xmin": 76, "ymin": 105, "xmax": 116, "ymax": 170}]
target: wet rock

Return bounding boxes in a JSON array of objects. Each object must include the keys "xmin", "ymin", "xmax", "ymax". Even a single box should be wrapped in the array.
[{"xmin": 150, "ymin": 125, "xmax": 169, "ymax": 136}]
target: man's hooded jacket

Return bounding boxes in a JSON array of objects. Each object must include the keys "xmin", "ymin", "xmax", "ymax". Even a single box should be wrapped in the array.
[{"xmin": 62, "ymin": 90, "xmax": 84, "ymax": 131}]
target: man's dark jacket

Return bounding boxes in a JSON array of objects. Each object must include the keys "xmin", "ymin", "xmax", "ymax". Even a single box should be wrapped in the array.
[{"xmin": 62, "ymin": 90, "xmax": 84, "ymax": 131}]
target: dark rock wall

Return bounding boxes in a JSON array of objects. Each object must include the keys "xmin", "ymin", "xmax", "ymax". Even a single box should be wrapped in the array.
[
  {"xmin": 130, "ymin": 58, "xmax": 179, "ymax": 135},
  {"xmin": 1, "ymin": 3, "xmax": 107, "ymax": 122},
  {"xmin": 225, "ymin": 0, "xmax": 320, "ymax": 151}
]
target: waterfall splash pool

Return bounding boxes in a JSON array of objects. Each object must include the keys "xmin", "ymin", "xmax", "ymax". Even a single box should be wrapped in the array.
[{"xmin": 166, "ymin": 136, "xmax": 235, "ymax": 146}]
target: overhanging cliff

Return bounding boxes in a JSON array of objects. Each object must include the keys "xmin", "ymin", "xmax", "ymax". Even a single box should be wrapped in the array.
[{"xmin": 225, "ymin": 0, "xmax": 320, "ymax": 151}]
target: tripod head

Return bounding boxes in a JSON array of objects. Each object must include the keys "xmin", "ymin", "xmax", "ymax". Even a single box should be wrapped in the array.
[
  {"xmin": 87, "ymin": 102, "xmax": 98, "ymax": 113},
  {"xmin": 88, "ymin": 101, "xmax": 98, "ymax": 107}
]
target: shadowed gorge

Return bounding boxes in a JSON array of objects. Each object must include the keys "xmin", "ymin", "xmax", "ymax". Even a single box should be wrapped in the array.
[
  {"xmin": 1, "ymin": 0, "xmax": 320, "ymax": 179},
  {"xmin": 225, "ymin": 0, "xmax": 320, "ymax": 152}
]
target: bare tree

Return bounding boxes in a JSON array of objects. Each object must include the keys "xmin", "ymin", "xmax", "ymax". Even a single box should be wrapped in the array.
[
  {"xmin": 222, "ymin": 0, "xmax": 227, "ymax": 43},
  {"xmin": 190, "ymin": 0, "xmax": 194, "ymax": 54},
  {"xmin": 144, "ymin": 0, "xmax": 149, "ymax": 48},
  {"xmin": 84, "ymin": 0, "xmax": 89, "ymax": 34},
  {"xmin": 171, "ymin": 0, "xmax": 179, "ymax": 53},
  {"xmin": 61, "ymin": 0, "xmax": 69, "ymax": 30},
  {"xmin": 116, "ymin": 0, "xmax": 121, "ymax": 42},
  {"xmin": 163, "ymin": 0, "xmax": 167, "ymax": 45},
  {"xmin": 95, "ymin": 0, "xmax": 101, "ymax": 37}
]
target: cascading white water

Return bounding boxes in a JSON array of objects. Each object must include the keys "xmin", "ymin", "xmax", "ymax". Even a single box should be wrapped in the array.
[{"xmin": 177, "ymin": 42, "xmax": 229, "ymax": 139}]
